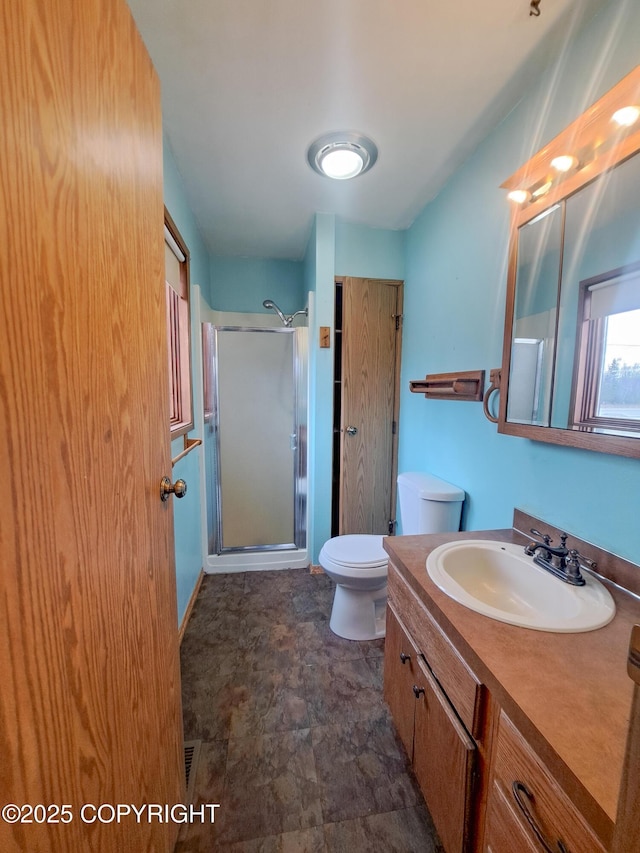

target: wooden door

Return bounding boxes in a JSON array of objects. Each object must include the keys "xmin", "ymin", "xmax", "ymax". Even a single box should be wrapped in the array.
[
  {"xmin": 0, "ymin": 3, "xmax": 184, "ymax": 852},
  {"xmin": 340, "ymin": 277, "xmax": 402, "ymax": 534},
  {"xmin": 413, "ymin": 656, "xmax": 476, "ymax": 853}
]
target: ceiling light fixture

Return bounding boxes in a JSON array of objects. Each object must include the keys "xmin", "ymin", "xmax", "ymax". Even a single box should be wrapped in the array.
[
  {"xmin": 307, "ymin": 132, "xmax": 378, "ymax": 180},
  {"xmin": 612, "ymin": 105, "xmax": 640, "ymax": 127}
]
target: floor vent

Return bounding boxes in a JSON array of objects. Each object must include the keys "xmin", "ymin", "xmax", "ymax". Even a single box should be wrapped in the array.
[{"xmin": 184, "ymin": 739, "xmax": 202, "ymax": 803}]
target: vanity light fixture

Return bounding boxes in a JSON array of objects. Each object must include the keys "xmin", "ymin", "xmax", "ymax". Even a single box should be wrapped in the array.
[
  {"xmin": 551, "ymin": 154, "xmax": 578, "ymax": 173},
  {"xmin": 612, "ymin": 105, "xmax": 640, "ymax": 127},
  {"xmin": 307, "ymin": 132, "xmax": 378, "ymax": 180},
  {"xmin": 507, "ymin": 189, "xmax": 531, "ymax": 204}
]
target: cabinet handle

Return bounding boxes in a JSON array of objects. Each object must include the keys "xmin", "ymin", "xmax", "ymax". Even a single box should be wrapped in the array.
[
  {"xmin": 412, "ymin": 685, "xmax": 425, "ymax": 699},
  {"xmin": 400, "ymin": 652, "xmax": 411, "ymax": 664},
  {"xmin": 512, "ymin": 782, "xmax": 569, "ymax": 853}
]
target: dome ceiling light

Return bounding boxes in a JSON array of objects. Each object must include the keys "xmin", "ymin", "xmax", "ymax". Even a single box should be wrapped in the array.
[{"xmin": 307, "ymin": 132, "xmax": 378, "ymax": 180}]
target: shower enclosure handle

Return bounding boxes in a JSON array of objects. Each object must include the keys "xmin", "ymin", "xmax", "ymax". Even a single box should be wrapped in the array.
[{"xmin": 346, "ymin": 425, "xmax": 358, "ymax": 436}]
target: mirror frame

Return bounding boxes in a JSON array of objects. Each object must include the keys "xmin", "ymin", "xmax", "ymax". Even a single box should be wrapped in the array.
[{"xmin": 498, "ymin": 65, "xmax": 640, "ymax": 459}]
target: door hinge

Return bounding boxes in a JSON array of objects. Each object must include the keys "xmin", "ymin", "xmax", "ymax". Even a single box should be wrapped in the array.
[
  {"xmin": 393, "ymin": 313, "xmax": 403, "ymax": 331},
  {"xmin": 392, "ymin": 420, "xmax": 397, "ymax": 435},
  {"xmin": 388, "ymin": 519, "xmax": 396, "ymax": 535}
]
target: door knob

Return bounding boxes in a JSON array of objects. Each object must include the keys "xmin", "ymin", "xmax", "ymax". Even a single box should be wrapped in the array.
[
  {"xmin": 346, "ymin": 425, "xmax": 358, "ymax": 436},
  {"xmin": 160, "ymin": 476, "xmax": 187, "ymax": 502}
]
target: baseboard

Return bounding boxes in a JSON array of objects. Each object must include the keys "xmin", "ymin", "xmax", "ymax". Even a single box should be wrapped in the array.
[{"xmin": 178, "ymin": 568, "xmax": 205, "ymax": 645}]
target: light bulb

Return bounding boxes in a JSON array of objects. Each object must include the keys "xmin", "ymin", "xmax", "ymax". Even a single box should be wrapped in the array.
[
  {"xmin": 507, "ymin": 189, "xmax": 530, "ymax": 204},
  {"xmin": 551, "ymin": 155, "xmax": 578, "ymax": 173},
  {"xmin": 612, "ymin": 106, "xmax": 640, "ymax": 128},
  {"xmin": 319, "ymin": 148, "xmax": 364, "ymax": 180}
]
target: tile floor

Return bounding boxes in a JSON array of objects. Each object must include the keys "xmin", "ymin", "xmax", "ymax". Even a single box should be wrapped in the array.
[{"xmin": 176, "ymin": 568, "xmax": 443, "ymax": 852}]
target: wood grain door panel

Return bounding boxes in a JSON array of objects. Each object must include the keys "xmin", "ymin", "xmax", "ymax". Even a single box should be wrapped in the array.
[
  {"xmin": 383, "ymin": 606, "xmax": 420, "ymax": 760},
  {"xmin": 413, "ymin": 656, "xmax": 476, "ymax": 853},
  {"xmin": 340, "ymin": 277, "xmax": 401, "ymax": 534},
  {"xmin": 0, "ymin": 2, "xmax": 183, "ymax": 850}
]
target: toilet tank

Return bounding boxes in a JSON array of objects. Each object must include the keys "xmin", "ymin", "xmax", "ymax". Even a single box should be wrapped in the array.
[{"xmin": 397, "ymin": 472, "xmax": 465, "ymax": 535}]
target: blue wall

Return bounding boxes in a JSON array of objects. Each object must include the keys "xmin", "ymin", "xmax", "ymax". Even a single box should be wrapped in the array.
[
  {"xmin": 398, "ymin": 0, "xmax": 640, "ymax": 564},
  {"xmin": 210, "ymin": 256, "xmax": 305, "ymax": 314},
  {"xmin": 335, "ymin": 220, "xmax": 405, "ymax": 279},
  {"xmin": 163, "ymin": 137, "xmax": 211, "ymax": 623}
]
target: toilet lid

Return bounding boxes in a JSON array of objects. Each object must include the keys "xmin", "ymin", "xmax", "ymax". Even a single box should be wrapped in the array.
[{"xmin": 321, "ymin": 534, "xmax": 388, "ymax": 568}]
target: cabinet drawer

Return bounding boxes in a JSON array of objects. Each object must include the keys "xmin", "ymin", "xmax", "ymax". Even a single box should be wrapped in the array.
[
  {"xmin": 388, "ymin": 562, "xmax": 482, "ymax": 735},
  {"xmin": 484, "ymin": 781, "xmax": 538, "ymax": 853},
  {"xmin": 490, "ymin": 712, "xmax": 605, "ymax": 853}
]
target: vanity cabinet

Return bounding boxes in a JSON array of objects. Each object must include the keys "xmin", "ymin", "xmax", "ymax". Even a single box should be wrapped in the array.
[
  {"xmin": 484, "ymin": 712, "xmax": 606, "ymax": 853},
  {"xmin": 384, "ymin": 554, "xmax": 612, "ymax": 853},
  {"xmin": 384, "ymin": 602, "xmax": 478, "ymax": 853}
]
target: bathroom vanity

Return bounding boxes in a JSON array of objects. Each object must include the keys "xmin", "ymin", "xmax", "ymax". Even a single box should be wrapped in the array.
[{"xmin": 383, "ymin": 511, "xmax": 640, "ymax": 853}]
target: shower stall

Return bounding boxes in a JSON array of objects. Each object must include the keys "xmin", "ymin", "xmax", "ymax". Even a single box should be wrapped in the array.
[{"xmin": 202, "ymin": 321, "xmax": 308, "ymax": 569}]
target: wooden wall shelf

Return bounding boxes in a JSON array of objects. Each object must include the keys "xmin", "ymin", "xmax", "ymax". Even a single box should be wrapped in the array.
[{"xmin": 409, "ymin": 370, "xmax": 485, "ymax": 402}]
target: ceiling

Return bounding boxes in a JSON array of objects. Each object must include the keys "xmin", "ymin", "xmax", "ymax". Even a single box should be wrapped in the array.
[{"xmin": 127, "ymin": 0, "xmax": 606, "ymax": 261}]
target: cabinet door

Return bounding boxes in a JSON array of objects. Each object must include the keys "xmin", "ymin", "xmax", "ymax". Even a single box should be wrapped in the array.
[
  {"xmin": 413, "ymin": 656, "xmax": 476, "ymax": 853},
  {"xmin": 384, "ymin": 606, "xmax": 420, "ymax": 759}
]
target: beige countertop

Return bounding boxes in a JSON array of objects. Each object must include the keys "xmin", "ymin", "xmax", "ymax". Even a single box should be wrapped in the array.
[{"xmin": 383, "ymin": 527, "xmax": 640, "ymax": 843}]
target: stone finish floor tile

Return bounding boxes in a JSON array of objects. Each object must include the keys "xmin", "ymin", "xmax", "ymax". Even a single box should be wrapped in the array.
[
  {"xmin": 218, "ymin": 728, "xmax": 323, "ymax": 844},
  {"xmin": 303, "ymin": 658, "xmax": 383, "ymax": 727},
  {"xmin": 177, "ymin": 568, "xmax": 443, "ymax": 851},
  {"xmin": 322, "ymin": 805, "xmax": 444, "ymax": 853},
  {"xmin": 311, "ymin": 713, "xmax": 421, "ymax": 824}
]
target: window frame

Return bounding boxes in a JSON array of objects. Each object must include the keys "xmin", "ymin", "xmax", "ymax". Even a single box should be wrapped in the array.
[
  {"xmin": 164, "ymin": 208, "xmax": 193, "ymax": 437},
  {"xmin": 570, "ymin": 262, "xmax": 640, "ymax": 435}
]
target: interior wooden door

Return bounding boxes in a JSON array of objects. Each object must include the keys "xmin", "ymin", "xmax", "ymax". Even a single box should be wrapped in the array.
[
  {"xmin": 340, "ymin": 277, "xmax": 402, "ymax": 534},
  {"xmin": 0, "ymin": 3, "xmax": 184, "ymax": 851}
]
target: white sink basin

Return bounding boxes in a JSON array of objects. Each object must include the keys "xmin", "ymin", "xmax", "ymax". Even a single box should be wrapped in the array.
[{"xmin": 426, "ymin": 540, "xmax": 616, "ymax": 632}]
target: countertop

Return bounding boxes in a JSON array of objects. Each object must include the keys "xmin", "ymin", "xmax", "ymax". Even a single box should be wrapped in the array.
[{"xmin": 383, "ymin": 527, "xmax": 640, "ymax": 842}]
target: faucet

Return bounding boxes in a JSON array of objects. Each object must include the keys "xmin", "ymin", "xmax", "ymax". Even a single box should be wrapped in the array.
[{"xmin": 523, "ymin": 529, "xmax": 596, "ymax": 586}]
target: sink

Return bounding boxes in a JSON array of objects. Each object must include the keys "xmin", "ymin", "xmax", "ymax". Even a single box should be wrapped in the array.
[{"xmin": 426, "ymin": 540, "xmax": 616, "ymax": 632}]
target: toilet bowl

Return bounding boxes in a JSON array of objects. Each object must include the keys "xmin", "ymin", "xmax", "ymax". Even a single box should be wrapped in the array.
[
  {"xmin": 320, "ymin": 472, "xmax": 465, "ymax": 642},
  {"xmin": 319, "ymin": 534, "xmax": 388, "ymax": 641}
]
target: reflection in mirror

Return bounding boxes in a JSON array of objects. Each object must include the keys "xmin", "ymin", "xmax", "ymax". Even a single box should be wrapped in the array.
[
  {"xmin": 553, "ymin": 153, "xmax": 640, "ymax": 435},
  {"xmin": 508, "ymin": 204, "xmax": 563, "ymax": 426}
]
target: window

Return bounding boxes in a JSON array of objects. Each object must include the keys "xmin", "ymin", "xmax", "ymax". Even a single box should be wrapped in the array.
[
  {"xmin": 164, "ymin": 209, "xmax": 192, "ymax": 435},
  {"xmin": 572, "ymin": 263, "xmax": 640, "ymax": 435}
]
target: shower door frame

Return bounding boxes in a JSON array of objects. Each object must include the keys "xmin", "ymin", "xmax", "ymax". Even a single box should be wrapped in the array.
[{"xmin": 212, "ymin": 325, "xmax": 306, "ymax": 554}]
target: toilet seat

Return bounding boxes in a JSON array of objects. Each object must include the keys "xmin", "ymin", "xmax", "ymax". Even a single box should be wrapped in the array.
[{"xmin": 320, "ymin": 534, "xmax": 387, "ymax": 569}]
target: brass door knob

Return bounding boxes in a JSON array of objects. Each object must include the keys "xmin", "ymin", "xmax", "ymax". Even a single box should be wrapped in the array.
[{"xmin": 160, "ymin": 476, "xmax": 187, "ymax": 502}]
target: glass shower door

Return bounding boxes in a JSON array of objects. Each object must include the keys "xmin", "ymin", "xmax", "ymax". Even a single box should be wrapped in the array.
[{"xmin": 213, "ymin": 326, "xmax": 299, "ymax": 551}]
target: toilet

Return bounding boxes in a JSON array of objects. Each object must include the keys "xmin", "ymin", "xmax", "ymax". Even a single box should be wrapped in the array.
[{"xmin": 319, "ymin": 472, "xmax": 465, "ymax": 640}]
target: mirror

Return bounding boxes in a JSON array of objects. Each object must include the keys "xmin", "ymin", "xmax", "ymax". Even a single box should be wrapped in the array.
[{"xmin": 499, "ymin": 66, "xmax": 640, "ymax": 458}]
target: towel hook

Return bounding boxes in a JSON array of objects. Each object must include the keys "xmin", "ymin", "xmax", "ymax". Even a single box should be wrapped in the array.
[{"xmin": 483, "ymin": 368, "xmax": 502, "ymax": 423}]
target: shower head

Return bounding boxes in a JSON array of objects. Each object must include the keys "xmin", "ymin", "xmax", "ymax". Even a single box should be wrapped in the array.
[{"xmin": 262, "ymin": 299, "xmax": 288, "ymax": 326}]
